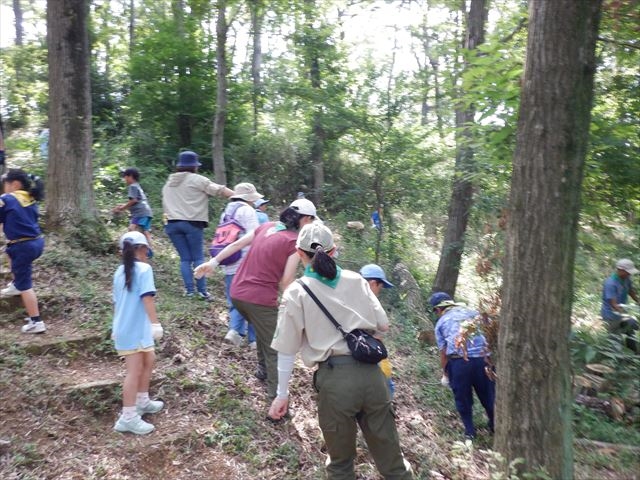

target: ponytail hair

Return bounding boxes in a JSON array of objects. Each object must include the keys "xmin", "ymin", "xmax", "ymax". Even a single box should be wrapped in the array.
[
  {"xmin": 121, "ymin": 240, "xmax": 137, "ymax": 291},
  {"xmin": 2, "ymin": 168, "xmax": 45, "ymax": 201},
  {"xmin": 279, "ymin": 207, "xmax": 303, "ymax": 231},
  {"xmin": 301, "ymin": 245, "xmax": 337, "ymax": 280}
]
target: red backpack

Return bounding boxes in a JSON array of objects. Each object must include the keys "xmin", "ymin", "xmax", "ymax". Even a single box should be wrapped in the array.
[{"xmin": 209, "ymin": 203, "xmax": 245, "ymax": 265}]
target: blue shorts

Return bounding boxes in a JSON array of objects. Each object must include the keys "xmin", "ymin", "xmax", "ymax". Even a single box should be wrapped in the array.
[
  {"xmin": 7, "ymin": 237, "xmax": 45, "ymax": 291},
  {"xmin": 131, "ymin": 216, "xmax": 152, "ymax": 231}
]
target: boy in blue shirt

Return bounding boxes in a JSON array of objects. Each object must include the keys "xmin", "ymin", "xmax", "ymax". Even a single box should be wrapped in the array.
[{"xmin": 113, "ymin": 168, "xmax": 153, "ymax": 255}]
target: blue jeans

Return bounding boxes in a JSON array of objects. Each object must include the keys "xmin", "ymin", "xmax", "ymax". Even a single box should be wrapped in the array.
[
  {"xmin": 447, "ymin": 356, "xmax": 495, "ymax": 437},
  {"xmin": 164, "ymin": 221, "xmax": 206, "ymax": 294},
  {"xmin": 225, "ymin": 274, "xmax": 255, "ymax": 343}
]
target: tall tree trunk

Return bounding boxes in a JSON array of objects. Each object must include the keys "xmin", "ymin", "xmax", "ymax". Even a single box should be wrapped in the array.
[
  {"xmin": 496, "ymin": 1, "xmax": 602, "ymax": 478},
  {"xmin": 249, "ymin": 0, "xmax": 263, "ymax": 136},
  {"xmin": 432, "ymin": 0, "xmax": 487, "ymax": 296},
  {"xmin": 173, "ymin": 0, "xmax": 192, "ymax": 148},
  {"xmin": 128, "ymin": 0, "xmax": 135, "ymax": 60},
  {"xmin": 304, "ymin": 0, "xmax": 324, "ymax": 205},
  {"xmin": 46, "ymin": 0, "xmax": 97, "ymax": 228},
  {"xmin": 13, "ymin": 0, "xmax": 24, "ymax": 46},
  {"xmin": 212, "ymin": 0, "xmax": 229, "ymax": 184}
]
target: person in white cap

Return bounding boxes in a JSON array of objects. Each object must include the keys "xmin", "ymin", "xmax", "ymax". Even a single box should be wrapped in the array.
[
  {"xmin": 601, "ymin": 258, "xmax": 639, "ymax": 352},
  {"xmin": 268, "ymin": 223, "xmax": 412, "ymax": 479},
  {"xmin": 112, "ymin": 231, "xmax": 164, "ymax": 435}
]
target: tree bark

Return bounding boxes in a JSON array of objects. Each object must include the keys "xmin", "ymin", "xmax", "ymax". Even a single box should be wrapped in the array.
[
  {"xmin": 13, "ymin": 0, "xmax": 24, "ymax": 46},
  {"xmin": 432, "ymin": 0, "xmax": 487, "ymax": 297},
  {"xmin": 249, "ymin": 0, "xmax": 263, "ymax": 136},
  {"xmin": 496, "ymin": 1, "xmax": 602, "ymax": 478},
  {"xmin": 212, "ymin": 0, "xmax": 229, "ymax": 184},
  {"xmin": 46, "ymin": 0, "xmax": 97, "ymax": 228}
]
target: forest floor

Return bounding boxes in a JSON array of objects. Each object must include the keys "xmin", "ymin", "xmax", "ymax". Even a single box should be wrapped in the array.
[{"xmin": 0, "ymin": 232, "xmax": 639, "ymax": 480}]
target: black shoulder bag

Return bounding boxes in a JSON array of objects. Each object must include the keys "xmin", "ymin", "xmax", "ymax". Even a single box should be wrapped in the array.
[{"xmin": 297, "ymin": 280, "xmax": 388, "ymax": 364}]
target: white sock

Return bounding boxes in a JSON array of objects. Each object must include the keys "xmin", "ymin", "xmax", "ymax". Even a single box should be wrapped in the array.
[
  {"xmin": 121, "ymin": 406, "xmax": 137, "ymax": 421},
  {"xmin": 136, "ymin": 392, "xmax": 150, "ymax": 407}
]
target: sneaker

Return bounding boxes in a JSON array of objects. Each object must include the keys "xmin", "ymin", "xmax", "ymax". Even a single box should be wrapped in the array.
[
  {"xmin": 1, "ymin": 282, "xmax": 21, "ymax": 297},
  {"xmin": 224, "ymin": 329, "xmax": 243, "ymax": 347},
  {"xmin": 21, "ymin": 320, "xmax": 46, "ymax": 334},
  {"xmin": 147, "ymin": 248, "xmax": 154, "ymax": 259},
  {"xmin": 255, "ymin": 363, "xmax": 267, "ymax": 381},
  {"xmin": 113, "ymin": 415, "xmax": 155, "ymax": 435},
  {"xmin": 197, "ymin": 291, "xmax": 213, "ymax": 302},
  {"xmin": 248, "ymin": 341, "xmax": 257, "ymax": 350},
  {"xmin": 137, "ymin": 399, "xmax": 164, "ymax": 415},
  {"xmin": 184, "ymin": 291, "xmax": 195, "ymax": 298}
]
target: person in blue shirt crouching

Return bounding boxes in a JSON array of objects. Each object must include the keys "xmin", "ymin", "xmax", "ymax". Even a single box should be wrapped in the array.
[{"xmin": 430, "ymin": 291, "xmax": 495, "ymax": 440}]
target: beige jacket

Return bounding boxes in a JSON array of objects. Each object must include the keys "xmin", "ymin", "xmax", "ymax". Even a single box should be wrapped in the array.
[{"xmin": 162, "ymin": 172, "xmax": 227, "ymax": 222}]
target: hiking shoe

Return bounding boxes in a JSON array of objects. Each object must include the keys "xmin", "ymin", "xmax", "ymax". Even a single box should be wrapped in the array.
[
  {"xmin": 113, "ymin": 415, "xmax": 155, "ymax": 435},
  {"xmin": 21, "ymin": 320, "xmax": 46, "ymax": 334},
  {"xmin": 197, "ymin": 291, "xmax": 213, "ymax": 302},
  {"xmin": 248, "ymin": 341, "xmax": 257, "ymax": 350},
  {"xmin": 224, "ymin": 329, "xmax": 243, "ymax": 347},
  {"xmin": 1, "ymin": 282, "xmax": 21, "ymax": 297},
  {"xmin": 137, "ymin": 399, "xmax": 164, "ymax": 415},
  {"xmin": 255, "ymin": 363, "xmax": 267, "ymax": 381}
]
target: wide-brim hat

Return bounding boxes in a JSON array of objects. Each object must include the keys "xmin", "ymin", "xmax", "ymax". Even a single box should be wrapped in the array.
[
  {"xmin": 177, "ymin": 151, "xmax": 202, "ymax": 167},
  {"xmin": 231, "ymin": 182, "xmax": 263, "ymax": 202}
]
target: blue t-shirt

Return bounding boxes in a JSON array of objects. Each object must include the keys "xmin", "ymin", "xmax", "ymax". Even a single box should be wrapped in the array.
[
  {"xmin": 112, "ymin": 261, "xmax": 156, "ymax": 351},
  {"xmin": 256, "ymin": 210, "xmax": 269, "ymax": 224},
  {"xmin": 435, "ymin": 306, "xmax": 488, "ymax": 357},
  {"xmin": 601, "ymin": 273, "xmax": 633, "ymax": 321},
  {"xmin": 0, "ymin": 191, "xmax": 41, "ymax": 240}
]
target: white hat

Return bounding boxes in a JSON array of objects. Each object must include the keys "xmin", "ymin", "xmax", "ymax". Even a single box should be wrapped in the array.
[
  {"xmin": 616, "ymin": 258, "xmax": 639, "ymax": 275},
  {"xmin": 231, "ymin": 182, "xmax": 263, "ymax": 202},
  {"xmin": 119, "ymin": 231, "xmax": 149, "ymax": 249},
  {"xmin": 289, "ymin": 198, "xmax": 317, "ymax": 217},
  {"xmin": 296, "ymin": 222, "xmax": 334, "ymax": 252}
]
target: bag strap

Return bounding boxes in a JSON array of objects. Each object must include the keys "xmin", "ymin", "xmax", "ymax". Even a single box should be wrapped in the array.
[
  {"xmin": 297, "ymin": 280, "xmax": 348, "ymax": 337},
  {"xmin": 223, "ymin": 201, "xmax": 244, "ymax": 223}
]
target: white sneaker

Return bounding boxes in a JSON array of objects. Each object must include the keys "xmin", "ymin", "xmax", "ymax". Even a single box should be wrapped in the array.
[
  {"xmin": 21, "ymin": 320, "xmax": 46, "ymax": 334},
  {"xmin": 1, "ymin": 282, "xmax": 21, "ymax": 297},
  {"xmin": 113, "ymin": 415, "xmax": 155, "ymax": 435},
  {"xmin": 137, "ymin": 399, "xmax": 164, "ymax": 415},
  {"xmin": 224, "ymin": 329, "xmax": 243, "ymax": 347},
  {"xmin": 248, "ymin": 341, "xmax": 257, "ymax": 350}
]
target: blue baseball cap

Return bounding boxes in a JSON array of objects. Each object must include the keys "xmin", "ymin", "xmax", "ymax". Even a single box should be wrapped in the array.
[
  {"xmin": 428, "ymin": 291, "xmax": 453, "ymax": 308},
  {"xmin": 359, "ymin": 264, "xmax": 394, "ymax": 288},
  {"xmin": 254, "ymin": 198, "xmax": 270, "ymax": 208}
]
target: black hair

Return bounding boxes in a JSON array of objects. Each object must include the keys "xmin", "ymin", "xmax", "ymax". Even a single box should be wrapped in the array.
[
  {"xmin": 176, "ymin": 166, "xmax": 197, "ymax": 173},
  {"xmin": 120, "ymin": 239, "xmax": 149, "ymax": 291},
  {"xmin": 2, "ymin": 168, "xmax": 45, "ymax": 202},
  {"xmin": 300, "ymin": 245, "xmax": 337, "ymax": 280},
  {"xmin": 279, "ymin": 207, "xmax": 305, "ymax": 231},
  {"xmin": 122, "ymin": 168, "xmax": 140, "ymax": 181}
]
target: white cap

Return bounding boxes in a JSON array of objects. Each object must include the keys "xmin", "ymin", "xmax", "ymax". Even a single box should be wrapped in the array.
[
  {"xmin": 289, "ymin": 198, "xmax": 317, "ymax": 217},
  {"xmin": 119, "ymin": 231, "xmax": 149, "ymax": 249},
  {"xmin": 296, "ymin": 222, "xmax": 334, "ymax": 252},
  {"xmin": 616, "ymin": 258, "xmax": 639, "ymax": 275}
]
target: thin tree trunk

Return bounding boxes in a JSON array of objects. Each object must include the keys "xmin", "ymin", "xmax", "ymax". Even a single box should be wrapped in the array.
[
  {"xmin": 46, "ymin": 0, "xmax": 96, "ymax": 228},
  {"xmin": 496, "ymin": 1, "xmax": 602, "ymax": 478},
  {"xmin": 432, "ymin": 0, "xmax": 487, "ymax": 296},
  {"xmin": 249, "ymin": 0, "xmax": 263, "ymax": 136},
  {"xmin": 212, "ymin": 0, "xmax": 229, "ymax": 184},
  {"xmin": 128, "ymin": 0, "xmax": 135, "ymax": 59},
  {"xmin": 13, "ymin": 0, "xmax": 24, "ymax": 46}
]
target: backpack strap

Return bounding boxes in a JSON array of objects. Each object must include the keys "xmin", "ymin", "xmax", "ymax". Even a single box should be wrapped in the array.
[{"xmin": 223, "ymin": 201, "xmax": 245, "ymax": 222}]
